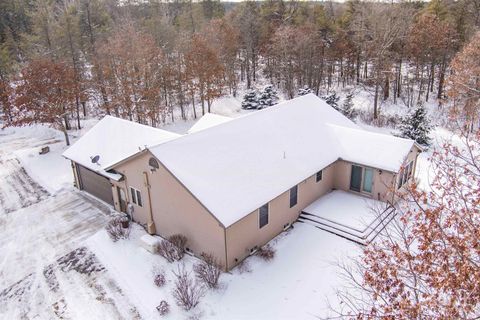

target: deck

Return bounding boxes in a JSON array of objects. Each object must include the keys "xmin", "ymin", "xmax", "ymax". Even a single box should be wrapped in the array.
[{"xmin": 298, "ymin": 190, "xmax": 396, "ymax": 245}]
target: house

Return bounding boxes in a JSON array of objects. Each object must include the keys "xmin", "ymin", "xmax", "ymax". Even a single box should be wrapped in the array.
[{"xmin": 63, "ymin": 94, "xmax": 421, "ymax": 271}]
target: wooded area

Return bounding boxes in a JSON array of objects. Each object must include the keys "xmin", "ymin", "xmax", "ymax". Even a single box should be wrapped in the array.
[{"xmin": 0, "ymin": 0, "xmax": 479, "ymax": 137}]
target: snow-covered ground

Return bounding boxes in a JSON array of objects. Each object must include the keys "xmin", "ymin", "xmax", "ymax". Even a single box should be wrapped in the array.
[
  {"xmin": 87, "ymin": 222, "xmax": 359, "ymax": 320},
  {"xmin": 0, "ymin": 87, "xmax": 455, "ymax": 319}
]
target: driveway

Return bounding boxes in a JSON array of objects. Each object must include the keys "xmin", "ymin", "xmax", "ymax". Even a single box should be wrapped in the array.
[{"xmin": 0, "ymin": 128, "xmax": 142, "ymax": 319}]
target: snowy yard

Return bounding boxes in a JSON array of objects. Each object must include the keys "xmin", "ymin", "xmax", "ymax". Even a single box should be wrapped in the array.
[{"xmin": 87, "ymin": 222, "xmax": 359, "ymax": 320}]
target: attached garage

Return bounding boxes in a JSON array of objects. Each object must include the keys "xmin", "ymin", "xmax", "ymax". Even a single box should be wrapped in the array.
[{"xmin": 76, "ymin": 164, "xmax": 114, "ymax": 205}]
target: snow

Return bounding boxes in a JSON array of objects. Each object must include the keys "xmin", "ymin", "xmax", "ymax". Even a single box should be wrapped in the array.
[
  {"xmin": 150, "ymin": 94, "xmax": 414, "ymax": 227},
  {"xmin": 187, "ymin": 113, "xmax": 232, "ymax": 134},
  {"xmin": 0, "ymin": 86, "xmax": 452, "ymax": 320},
  {"xmin": 62, "ymin": 115, "xmax": 181, "ymax": 178},
  {"xmin": 86, "ymin": 222, "xmax": 360, "ymax": 320},
  {"xmin": 140, "ymin": 234, "xmax": 160, "ymax": 253},
  {"xmin": 329, "ymin": 124, "xmax": 415, "ymax": 172},
  {"xmin": 303, "ymin": 190, "xmax": 387, "ymax": 230}
]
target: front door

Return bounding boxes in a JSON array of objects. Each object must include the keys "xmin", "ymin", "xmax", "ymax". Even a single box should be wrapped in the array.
[
  {"xmin": 350, "ymin": 165, "xmax": 362, "ymax": 192},
  {"xmin": 117, "ymin": 187, "xmax": 127, "ymax": 213}
]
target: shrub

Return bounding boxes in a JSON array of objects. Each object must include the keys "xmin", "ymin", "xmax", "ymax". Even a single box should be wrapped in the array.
[
  {"xmin": 172, "ymin": 264, "xmax": 205, "ymax": 311},
  {"xmin": 156, "ymin": 300, "xmax": 169, "ymax": 316},
  {"xmin": 152, "ymin": 267, "xmax": 166, "ymax": 287},
  {"xmin": 236, "ymin": 259, "xmax": 252, "ymax": 274},
  {"xmin": 155, "ymin": 234, "xmax": 187, "ymax": 263},
  {"xmin": 255, "ymin": 244, "xmax": 275, "ymax": 261},
  {"xmin": 194, "ymin": 253, "xmax": 222, "ymax": 289},
  {"xmin": 169, "ymin": 234, "xmax": 187, "ymax": 254},
  {"xmin": 105, "ymin": 216, "xmax": 130, "ymax": 242}
]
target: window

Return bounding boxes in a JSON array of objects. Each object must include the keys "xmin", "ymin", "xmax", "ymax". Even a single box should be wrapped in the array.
[
  {"xmin": 397, "ymin": 161, "xmax": 413, "ymax": 189},
  {"xmin": 290, "ymin": 185, "xmax": 298, "ymax": 208},
  {"xmin": 316, "ymin": 170, "xmax": 323, "ymax": 182},
  {"xmin": 259, "ymin": 204, "xmax": 269, "ymax": 228},
  {"xmin": 129, "ymin": 187, "xmax": 143, "ymax": 207}
]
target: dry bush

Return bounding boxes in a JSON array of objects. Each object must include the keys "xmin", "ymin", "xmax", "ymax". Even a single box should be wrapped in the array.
[
  {"xmin": 194, "ymin": 253, "xmax": 222, "ymax": 289},
  {"xmin": 169, "ymin": 234, "xmax": 187, "ymax": 254},
  {"xmin": 172, "ymin": 264, "xmax": 205, "ymax": 311},
  {"xmin": 156, "ymin": 300, "xmax": 169, "ymax": 316},
  {"xmin": 105, "ymin": 216, "xmax": 130, "ymax": 242},
  {"xmin": 155, "ymin": 234, "xmax": 187, "ymax": 263},
  {"xmin": 152, "ymin": 267, "xmax": 166, "ymax": 287},
  {"xmin": 255, "ymin": 244, "xmax": 275, "ymax": 261},
  {"xmin": 236, "ymin": 259, "xmax": 252, "ymax": 274}
]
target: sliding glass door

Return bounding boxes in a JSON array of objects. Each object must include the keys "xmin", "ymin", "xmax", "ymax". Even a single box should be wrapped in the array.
[
  {"xmin": 362, "ymin": 168, "xmax": 373, "ymax": 193},
  {"xmin": 350, "ymin": 165, "xmax": 373, "ymax": 194},
  {"xmin": 350, "ymin": 165, "xmax": 362, "ymax": 192}
]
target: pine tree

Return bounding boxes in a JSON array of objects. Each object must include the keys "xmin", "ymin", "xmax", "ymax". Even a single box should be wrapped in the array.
[
  {"xmin": 298, "ymin": 86, "xmax": 312, "ymax": 96},
  {"xmin": 340, "ymin": 92, "xmax": 357, "ymax": 119},
  {"xmin": 258, "ymin": 85, "xmax": 279, "ymax": 108},
  {"xmin": 241, "ymin": 89, "xmax": 260, "ymax": 110},
  {"xmin": 322, "ymin": 92, "xmax": 340, "ymax": 111},
  {"xmin": 399, "ymin": 103, "xmax": 433, "ymax": 146}
]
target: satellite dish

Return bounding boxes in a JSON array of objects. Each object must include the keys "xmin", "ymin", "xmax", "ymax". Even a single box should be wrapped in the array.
[
  {"xmin": 149, "ymin": 157, "xmax": 159, "ymax": 170},
  {"xmin": 91, "ymin": 155, "xmax": 100, "ymax": 164}
]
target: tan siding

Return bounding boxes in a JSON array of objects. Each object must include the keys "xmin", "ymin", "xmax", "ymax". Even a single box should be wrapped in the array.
[
  {"xmin": 225, "ymin": 164, "xmax": 335, "ymax": 269},
  {"xmin": 333, "ymin": 160, "xmax": 395, "ymax": 202},
  {"xmin": 113, "ymin": 152, "xmax": 227, "ymax": 268}
]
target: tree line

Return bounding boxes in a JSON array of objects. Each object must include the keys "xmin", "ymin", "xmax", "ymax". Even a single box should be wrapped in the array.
[{"xmin": 0, "ymin": 0, "xmax": 479, "ymax": 140}]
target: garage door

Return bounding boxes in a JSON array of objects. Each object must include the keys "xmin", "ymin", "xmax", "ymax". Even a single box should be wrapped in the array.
[{"xmin": 77, "ymin": 165, "xmax": 114, "ymax": 205}]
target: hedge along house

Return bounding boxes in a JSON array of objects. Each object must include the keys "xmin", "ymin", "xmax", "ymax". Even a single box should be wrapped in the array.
[{"xmin": 63, "ymin": 94, "xmax": 421, "ymax": 271}]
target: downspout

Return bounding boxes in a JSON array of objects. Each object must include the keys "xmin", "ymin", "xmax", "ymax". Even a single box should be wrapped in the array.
[
  {"xmin": 224, "ymin": 226, "xmax": 228, "ymax": 272},
  {"xmin": 71, "ymin": 161, "xmax": 79, "ymax": 189},
  {"xmin": 143, "ymin": 171, "xmax": 156, "ymax": 234}
]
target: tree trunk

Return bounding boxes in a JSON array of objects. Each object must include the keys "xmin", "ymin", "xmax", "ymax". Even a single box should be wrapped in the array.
[
  {"xmin": 75, "ymin": 96, "xmax": 81, "ymax": 129},
  {"xmin": 59, "ymin": 121, "xmax": 70, "ymax": 146},
  {"xmin": 374, "ymin": 79, "xmax": 379, "ymax": 119},
  {"xmin": 397, "ymin": 60, "xmax": 402, "ymax": 98},
  {"xmin": 430, "ymin": 62, "xmax": 435, "ymax": 93},
  {"xmin": 191, "ymin": 92, "xmax": 197, "ymax": 119},
  {"xmin": 356, "ymin": 51, "xmax": 361, "ymax": 84},
  {"xmin": 437, "ymin": 58, "xmax": 446, "ymax": 100},
  {"xmin": 384, "ymin": 76, "xmax": 389, "ymax": 101}
]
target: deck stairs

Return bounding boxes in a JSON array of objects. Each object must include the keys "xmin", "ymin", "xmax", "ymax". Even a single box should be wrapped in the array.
[{"xmin": 298, "ymin": 204, "xmax": 396, "ymax": 245}]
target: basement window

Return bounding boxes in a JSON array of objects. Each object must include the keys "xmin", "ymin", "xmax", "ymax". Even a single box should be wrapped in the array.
[
  {"xmin": 316, "ymin": 170, "xmax": 323, "ymax": 182},
  {"xmin": 130, "ymin": 187, "xmax": 143, "ymax": 207},
  {"xmin": 290, "ymin": 185, "xmax": 298, "ymax": 208},
  {"xmin": 259, "ymin": 203, "xmax": 269, "ymax": 228}
]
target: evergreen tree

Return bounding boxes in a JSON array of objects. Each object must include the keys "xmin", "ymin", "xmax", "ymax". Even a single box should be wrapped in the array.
[
  {"xmin": 298, "ymin": 86, "xmax": 312, "ymax": 96},
  {"xmin": 399, "ymin": 103, "xmax": 433, "ymax": 146},
  {"xmin": 340, "ymin": 92, "xmax": 357, "ymax": 119},
  {"xmin": 241, "ymin": 89, "xmax": 260, "ymax": 110},
  {"xmin": 322, "ymin": 92, "xmax": 340, "ymax": 111},
  {"xmin": 258, "ymin": 85, "xmax": 279, "ymax": 108}
]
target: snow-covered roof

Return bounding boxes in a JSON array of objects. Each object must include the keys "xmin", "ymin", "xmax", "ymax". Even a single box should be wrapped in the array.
[
  {"xmin": 328, "ymin": 124, "xmax": 415, "ymax": 172},
  {"xmin": 149, "ymin": 94, "xmax": 415, "ymax": 227},
  {"xmin": 187, "ymin": 113, "xmax": 232, "ymax": 134},
  {"xmin": 63, "ymin": 116, "xmax": 180, "ymax": 179}
]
